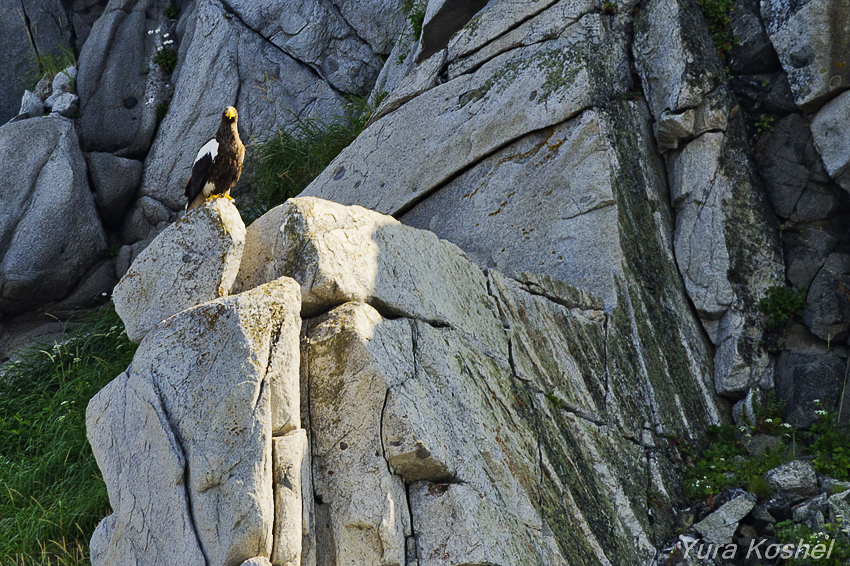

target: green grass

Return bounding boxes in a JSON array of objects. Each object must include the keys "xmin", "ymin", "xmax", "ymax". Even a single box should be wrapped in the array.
[
  {"xmin": 153, "ymin": 47, "xmax": 178, "ymax": 73},
  {"xmin": 0, "ymin": 306, "xmax": 136, "ymax": 566},
  {"xmin": 251, "ymin": 96, "xmax": 372, "ymax": 212},
  {"xmin": 26, "ymin": 47, "xmax": 76, "ymax": 91},
  {"xmin": 696, "ymin": 0, "xmax": 734, "ymax": 60}
]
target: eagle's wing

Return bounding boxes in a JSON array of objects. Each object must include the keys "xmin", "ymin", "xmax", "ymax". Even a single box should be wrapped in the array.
[{"xmin": 184, "ymin": 139, "xmax": 219, "ymax": 209}]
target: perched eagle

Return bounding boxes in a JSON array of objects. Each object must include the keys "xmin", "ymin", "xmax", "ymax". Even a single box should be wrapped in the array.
[{"xmin": 185, "ymin": 106, "xmax": 245, "ymax": 212}]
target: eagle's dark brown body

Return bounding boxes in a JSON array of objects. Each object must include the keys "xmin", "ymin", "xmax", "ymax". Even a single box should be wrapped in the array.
[{"xmin": 185, "ymin": 106, "xmax": 245, "ymax": 212}]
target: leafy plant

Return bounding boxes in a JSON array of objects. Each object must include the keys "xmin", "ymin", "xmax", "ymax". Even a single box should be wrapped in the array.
[
  {"xmin": 758, "ymin": 286, "xmax": 808, "ymax": 330},
  {"xmin": 400, "ymin": 0, "xmax": 427, "ymax": 42},
  {"xmin": 156, "ymin": 101, "xmax": 170, "ymax": 122},
  {"xmin": 756, "ymin": 113, "xmax": 775, "ymax": 134},
  {"xmin": 27, "ymin": 47, "xmax": 76, "ymax": 91},
  {"xmin": 684, "ymin": 424, "xmax": 790, "ymax": 500},
  {"xmin": 163, "ymin": 3, "xmax": 180, "ymax": 18},
  {"xmin": 775, "ymin": 519, "xmax": 850, "ymax": 566},
  {"xmin": 252, "ymin": 96, "xmax": 372, "ymax": 212},
  {"xmin": 153, "ymin": 47, "xmax": 178, "ymax": 73},
  {"xmin": 810, "ymin": 405, "xmax": 850, "ymax": 480},
  {"xmin": 0, "ymin": 306, "xmax": 136, "ymax": 565},
  {"xmin": 603, "ymin": 1, "xmax": 617, "ymax": 14},
  {"xmin": 545, "ymin": 391, "xmax": 564, "ymax": 410},
  {"xmin": 696, "ymin": 0, "xmax": 735, "ymax": 60}
]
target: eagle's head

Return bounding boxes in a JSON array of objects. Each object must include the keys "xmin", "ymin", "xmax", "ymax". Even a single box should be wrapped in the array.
[{"xmin": 223, "ymin": 106, "xmax": 238, "ymax": 123}]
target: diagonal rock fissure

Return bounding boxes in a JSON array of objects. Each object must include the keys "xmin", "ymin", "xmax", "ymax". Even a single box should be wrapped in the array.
[
  {"xmin": 214, "ymin": 0, "xmax": 349, "ymax": 97},
  {"xmin": 391, "ymin": 114, "xmax": 589, "ymax": 219}
]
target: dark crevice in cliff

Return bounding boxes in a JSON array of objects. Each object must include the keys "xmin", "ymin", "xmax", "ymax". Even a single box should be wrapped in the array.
[
  {"xmin": 18, "ymin": 0, "xmax": 42, "ymax": 67},
  {"xmin": 215, "ymin": 0, "xmax": 349, "ymax": 97}
]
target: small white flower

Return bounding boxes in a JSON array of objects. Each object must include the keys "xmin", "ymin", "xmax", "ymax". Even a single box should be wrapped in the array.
[
  {"xmin": 816, "ymin": 410, "xmax": 828, "ymax": 416},
  {"xmin": 147, "ymin": 30, "xmax": 154, "ymax": 35},
  {"xmin": 814, "ymin": 399, "xmax": 821, "ymax": 403},
  {"xmin": 783, "ymin": 423, "xmax": 792, "ymax": 428},
  {"xmin": 155, "ymin": 27, "xmax": 161, "ymax": 33},
  {"xmin": 101, "ymin": 292, "xmax": 108, "ymax": 297},
  {"xmin": 163, "ymin": 39, "xmax": 174, "ymax": 45}
]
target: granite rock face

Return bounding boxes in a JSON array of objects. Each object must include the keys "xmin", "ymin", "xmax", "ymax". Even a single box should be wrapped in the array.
[
  {"xmin": 88, "ymin": 278, "xmax": 302, "ymax": 566},
  {"xmin": 0, "ymin": 117, "xmax": 106, "ymax": 314},
  {"xmin": 112, "ymin": 198, "xmax": 246, "ymax": 343}
]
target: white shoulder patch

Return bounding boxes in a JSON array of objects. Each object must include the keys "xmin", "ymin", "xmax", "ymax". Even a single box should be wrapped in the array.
[{"xmin": 194, "ymin": 138, "xmax": 219, "ymax": 164}]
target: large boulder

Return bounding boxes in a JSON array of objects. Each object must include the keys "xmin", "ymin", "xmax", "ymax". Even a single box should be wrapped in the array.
[
  {"xmin": 803, "ymin": 252, "xmax": 850, "ymax": 342},
  {"xmin": 810, "ymin": 90, "xmax": 850, "ymax": 193},
  {"xmin": 0, "ymin": 117, "xmax": 106, "ymax": 314},
  {"xmin": 87, "ymin": 278, "xmax": 302, "ymax": 566},
  {"xmin": 234, "ymin": 197, "xmax": 504, "ymax": 347},
  {"xmin": 76, "ymin": 0, "xmax": 173, "ymax": 157},
  {"xmin": 112, "ymin": 198, "xmax": 246, "ymax": 343},
  {"xmin": 760, "ymin": 0, "xmax": 850, "ymax": 111}
]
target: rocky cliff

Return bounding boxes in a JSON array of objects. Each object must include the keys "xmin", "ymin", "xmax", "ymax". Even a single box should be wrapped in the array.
[{"xmin": 0, "ymin": 0, "xmax": 849, "ymax": 563}]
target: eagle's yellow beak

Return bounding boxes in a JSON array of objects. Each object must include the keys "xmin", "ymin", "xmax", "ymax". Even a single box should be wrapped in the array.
[{"xmin": 225, "ymin": 107, "xmax": 237, "ymax": 120}]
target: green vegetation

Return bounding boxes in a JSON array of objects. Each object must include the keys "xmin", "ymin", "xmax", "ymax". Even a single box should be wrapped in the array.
[
  {"xmin": 758, "ymin": 285, "xmax": 808, "ymax": 330},
  {"xmin": 756, "ymin": 113, "xmax": 775, "ymax": 134},
  {"xmin": 156, "ymin": 101, "xmax": 170, "ymax": 122},
  {"xmin": 602, "ymin": 1, "xmax": 617, "ymax": 14},
  {"xmin": 544, "ymin": 391, "xmax": 565, "ymax": 410},
  {"xmin": 163, "ymin": 3, "xmax": 180, "ymax": 18},
  {"xmin": 684, "ymin": 397, "xmax": 850, "ymax": 502},
  {"xmin": 27, "ymin": 47, "xmax": 76, "ymax": 91},
  {"xmin": 683, "ymin": 424, "xmax": 790, "ymax": 499},
  {"xmin": 400, "ymin": 0, "xmax": 427, "ymax": 42},
  {"xmin": 153, "ymin": 47, "xmax": 178, "ymax": 73},
  {"xmin": 1, "ymin": 306, "xmax": 136, "ymax": 565},
  {"xmin": 251, "ymin": 96, "xmax": 372, "ymax": 211},
  {"xmin": 775, "ymin": 520, "xmax": 850, "ymax": 566},
  {"xmin": 810, "ymin": 404, "xmax": 850, "ymax": 480},
  {"xmin": 696, "ymin": 0, "xmax": 734, "ymax": 60}
]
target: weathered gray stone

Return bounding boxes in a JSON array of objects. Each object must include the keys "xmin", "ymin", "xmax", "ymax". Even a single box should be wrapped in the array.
[
  {"xmin": 784, "ymin": 227, "xmax": 841, "ymax": 288},
  {"xmin": 371, "ymin": 48, "xmax": 446, "ymax": 123},
  {"xmin": 87, "ymin": 371, "xmax": 206, "ymax": 566},
  {"xmin": 224, "ymin": 0, "xmax": 385, "ymax": 94},
  {"xmin": 446, "ymin": 0, "xmax": 563, "ymax": 63},
  {"xmin": 302, "ymin": 14, "xmax": 630, "ymax": 215},
  {"xmin": 828, "ymin": 489, "xmax": 850, "ymax": 526},
  {"xmin": 666, "ymin": 113, "xmax": 784, "ymax": 397},
  {"xmin": 138, "ymin": 0, "xmax": 347, "ymax": 210},
  {"xmin": 71, "ymin": 0, "xmax": 109, "ymax": 47},
  {"xmin": 89, "ymin": 278, "xmax": 301, "ymax": 566},
  {"xmin": 76, "ymin": 0, "xmax": 172, "ymax": 157},
  {"xmin": 52, "ymin": 258, "xmax": 116, "ymax": 313},
  {"xmin": 811, "ymin": 90, "xmax": 850, "ymax": 193},
  {"xmin": 446, "ymin": 0, "xmax": 600, "ymax": 79},
  {"xmin": 0, "ymin": 116, "xmax": 106, "ymax": 314},
  {"xmin": 120, "ymin": 196, "xmax": 171, "ymax": 244},
  {"xmin": 776, "ymin": 333, "xmax": 849, "ymax": 427},
  {"xmin": 693, "ymin": 494, "xmax": 756, "ymax": 544},
  {"xmin": 653, "ymin": 89, "xmax": 732, "ymax": 152},
  {"xmin": 50, "ymin": 92, "xmax": 79, "ymax": 116},
  {"xmin": 728, "ymin": 0, "xmax": 780, "ymax": 74},
  {"xmin": 765, "ymin": 460, "xmax": 819, "ymax": 504},
  {"xmin": 19, "ymin": 91, "xmax": 44, "ymax": 117},
  {"xmin": 271, "ymin": 429, "xmax": 310, "ymax": 566},
  {"xmin": 756, "ymin": 114, "xmax": 844, "ymax": 222},
  {"xmin": 307, "ymin": 303, "xmax": 411, "ymax": 566},
  {"xmin": 761, "ymin": 0, "xmax": 850, "ymax": 110},
  {"xmin": 634, "ymin": 0, "xmax": 725, "ymax": 120},
  {"xmin": 402, "ymin": 109, "xmax": 624, "ymax": 308},
  {"xmin": 235, "ymin": 197, "xmax": 504, "ymax": 348},
  {"xmin": 793, "ymin": 493, "xmax": 828, "ymax": 531},
  {"xmin": 804, "ymin": 253, "xmax": 850, "ymax": 341},
  {"xmin": 86, "ymin": 152, "xmax": 144, "ymax": 227},
  {"xmin": 0, "ymin": 2, "xmax": 37, "ymax": 124},
  {"xmin": 113, "ymin": 198, "xmax": 246, "ymax": 343}
]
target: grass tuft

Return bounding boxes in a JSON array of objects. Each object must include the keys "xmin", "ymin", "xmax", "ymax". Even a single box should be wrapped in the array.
[
  {"xmin": 27, "ymin": 47, "xmax": 76, "ymax": 91},
  {"xmin": 0, "ymin": 306, "xmax": 136, "ymax": 565},
  {"xmin": 251, "ymin": 96, "xmax": 372, "ymax": 212}
]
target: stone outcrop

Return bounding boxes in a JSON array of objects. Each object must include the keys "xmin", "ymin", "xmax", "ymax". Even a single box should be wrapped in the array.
[
  {"xmin": 112, "ymin": 198, "xmax": 246, "ymax": 343},
  {"xmin": 88, "ymin": 278, "xmax": 302, "ymax": 566},
  {"xmin": 0, "ymin": 116, "xmax": 106, "ymax": 314}
]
